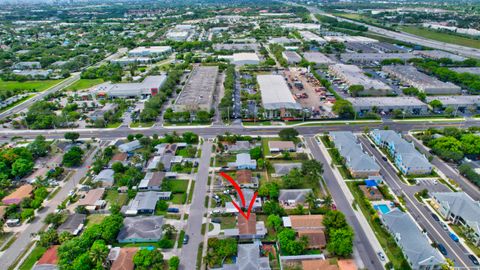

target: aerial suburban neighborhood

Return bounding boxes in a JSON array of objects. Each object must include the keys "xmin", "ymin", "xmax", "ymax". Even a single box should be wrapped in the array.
[{"xmin": 0, "ymin": 0, "xmax": 480, "ymax": 270}]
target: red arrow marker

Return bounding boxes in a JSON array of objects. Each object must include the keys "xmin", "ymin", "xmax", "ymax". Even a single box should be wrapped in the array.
[{"xmin": 219, "ymin": 172, "xmax": 258, "ymax": 220}]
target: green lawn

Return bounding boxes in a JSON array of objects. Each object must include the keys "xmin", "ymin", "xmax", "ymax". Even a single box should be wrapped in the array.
[
  {"xmin": 86, "ymin": 214, "xmax": 107, "ymax": 226},
  {"xmin": 66, "ymin": 79, "xmax": 104, "ymax": 91},
  {"xmin": 169, "ymin": 180, "xmax": 189, "ymax": 193},
  {"xmin": 177, "ymin": 230, "xmax": 185, "ymax": 248},
  {"xmin": 106, "ymin": 122, "xmax": 122, "ymax": 128},
  {"xmin": 170, "ymin": 193, "xmax": 187, "ymax": 204},
  {"xmin": 220, "ymin": 216, "xmax": 237, "ymax": 230},
  {"xmin": 0, "ymin": 94, "xmax": 35, "ymax": 113},
  {"xmin": 0, "ymin": 79, "xmax": 64, "ymax": 93},
  {"xmin": 187, "ymin": 181, "xmax": 195, "ymax": 203},
  {"xmin": 104, "ymin": 190, "xmax": 129, "ymax": 206},
  {"xmin": 130, "ymin": 121, "xmax": 155, "ymax": 128},
  {"xmin": 400, "ymin": 26, "xmax": 480, "ymax": 49},
  {"xmin": 18, "ymin": 245, "xmax": 47, "ymax": 270}
]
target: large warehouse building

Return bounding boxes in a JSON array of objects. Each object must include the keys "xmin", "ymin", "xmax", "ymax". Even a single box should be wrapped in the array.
[
  {"xmin": 340, "ymin": 53, "xmax": 416, "ymax": 64},
  {"xmin": 303, "ymin": 52, "xmax": 335, "ymax": 66},
  {"xmin": 174, "ymin": 66, "xmax": 218, "ymax": 112},
  {"xmin": 347, "ymin": 97, "xmax": 428, "ymax": 115},
  {"xmin": 128, "ymin": 46, "xmax": 172, "ymax": 58},
  {"xmin": 94, "ymin": 75, "xmax": 167, "ymax": 98},
  {"xmin": 425, "ymin": 96, "xmax": 480, "ymax": 113},
  {"xmin": 299, "ymin": 31, "xmax": 326, "ymax": 44},
  {"xmin": 329, "ymin": 64, "xmax": 391, "ymax": 95},
  {"xmin": 257, "ymin": 74, "xmax": 302, "ymax": 119},
  {"xmin": 219, "ymin": 53, "xmax": 260, "ymax": 66},
  {"xmin": 382, "ymin": 65, "xmax": 461, "ymax": 94}
]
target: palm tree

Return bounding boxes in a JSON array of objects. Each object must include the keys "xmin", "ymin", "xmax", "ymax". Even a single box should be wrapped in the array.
[
  {"xmin": 305, "ymin": 191, "xmax": 317, "ymax": 212},
  {"xmin": 322, "ymin": 194, "xmax": 333, "ymax": 209},
  {"xmin": 89, "ymin": 242, "xmax": 108, "ymax": 267}
]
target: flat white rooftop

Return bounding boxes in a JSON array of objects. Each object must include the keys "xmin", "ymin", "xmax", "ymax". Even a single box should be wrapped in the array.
[{"xmin": 257, "ymin": 75, "xmax": 301, "ymax": 110}]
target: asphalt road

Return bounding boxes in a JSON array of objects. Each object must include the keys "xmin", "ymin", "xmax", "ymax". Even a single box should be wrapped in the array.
[
  {"xmin": 358, "ymin": 136, "xmax": 476, "ymax": 269},
  {"xmin": 404, "ymin": 134, "xmax": 480, "ymax": 201},
  {"xmin": 0, "ymin": 141, "xmax": 105, "ymax": 268},
  {"xmin": 0, "ymin": 119, "xmax": 476, "ymax": 142},
  {"xmin": 305, "ymin": 137, "xmax": 383, "ymax": 270},
  {"xmin": 179, "ymin": 141, "xmax": 212, "ymax": 270}
]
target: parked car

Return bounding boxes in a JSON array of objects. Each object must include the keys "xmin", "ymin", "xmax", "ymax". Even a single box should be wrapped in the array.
[
  {"xmin": 449, "ymin": 232, "xmax": 459, "ymax": 242},
  {"xmin": 468, "ymin": 254, "xmax": 479, "ymax": 266},
  {"xmin": 441, "ymin": 223, "xmax": 449, "ymax": 231},
  {"xmin": 167, "ymin": 208, "xmax": 179, "ymax": 213},
  {"xmin": 382, "ymin": 156, "xmax": 387, "ymax": 162},
  {"xmin": 431, "ymin": 213, "xmax": 440, "ymax": 221},
  {"xmin": 377, "ymin": 252, "xmax": 385, "ymax": 261},
  {"xmin": 183, "ymin": 234, "xmax": 189, "ymax": 245},
  {"xmin": 437, "ymin": 244, "xmax": 447, "ymax": 255}
]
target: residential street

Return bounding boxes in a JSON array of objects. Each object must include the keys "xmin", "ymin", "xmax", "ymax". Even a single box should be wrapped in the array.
[
  {"xmin": 305, "ymin": 136, "xmax": 383, "ymax": 270},
  {"xmin": 358, "ymin": 136, "xmax": 474, "ymax": 269},
  {"xmin": 179, "ymin": 141, "xmax": 212, "ymax": 270},
  {"xmin": 0, "ymin": 141, "xmax": 107, "ymax": 267}
]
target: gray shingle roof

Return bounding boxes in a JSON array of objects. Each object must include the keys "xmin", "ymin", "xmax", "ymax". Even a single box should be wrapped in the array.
[
  {"xmin": 330, "ymin": 131, "xmax": 379, "ymax": 174},
  {"xmin": 117, "ymin": 216, "xmax": 163, "ymax": 242},
  {"xmin": 278, "ymin": 189, "xmax": 312, "ymax": 203},
  {"xmin": 382, "ymin": 209, "xmax": 444, "ymax": 268},
  {"xmin": 432, "ymin": 192, "xmax": 480, "ymax": 236}
]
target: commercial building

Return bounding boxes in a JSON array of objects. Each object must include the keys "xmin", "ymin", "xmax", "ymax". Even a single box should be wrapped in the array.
[
  {"xmin": 382, "ymin": 65, "xmax": 461, "ymax": 94},
  {"xmin": 268, "ymin": 37, "xmax": 300, "ymax": 45},
  {"xmin": 282, "ymin": 51, "xmax": 302, "ymax": 64},
  {"xmin": 340, "ymin": 53, "xmax": 416, "ymax": 64},
  {"xmin": 413, "ymin": 50, "xmax": 467, "ymax": 62},
  {"xmin": 431, "ymin": 192, "xmax": 480, "ymax": 246},
  {"xmin": 329, "ymin": 64, "xmax": 391, "ymax": 95},
  {"xmin": 425, "ymin": 95, "xmax": 480, "ymax": 113},
  {"xmin": 347, "ymin": 97, "xmax": 428, "ymax": 114},
  {"xmin": 220, "ymin": 53, "xmax": 260, "ymax": 66},
  {"xmin": 299, "ymin": 31, "xmax": 326, "ymax": 44},
  {"xmin": 213, "ymin": 43, "xmax": 259, "ymax": 51},
  {"xmin": 329, "ymin": 131, "xmax": 380, "ymax": 178},
  {"xmin": 257, "ymin": 74, "xmax": 302, "ymax": 118},
  {"xmin": 282, "ymin": 23, "xmax": 320, "ymax": 30},
  {"xmin": 381, "ymin": 209, "xmax": 444, "ymax": 270},
  {"xmin": 94, "ymin": 75, "xmax": 167, "ymax": 98},
  {"xmin": 370, "ymin": 129, "xmax": 432, "ymax": 175},
  {"xmin": 303, "ymin": 52, "xmax": 335, "ymax": 66},
  {"xmin": 323, "ymin": 36, "xmax": 377, "ymax": 43},
  {"xmin": 127, "ymin": 46, "xmax": 172, "ymax": 58},
  {"xmin": 174, "ymin": 66, "xmax": 218, "ymax": 112}
]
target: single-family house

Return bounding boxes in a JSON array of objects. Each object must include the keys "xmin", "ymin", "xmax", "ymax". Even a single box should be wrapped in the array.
[
  {"xmin": 236, "ymin": 189, "xmax": 262, "ymax": 211},
  {"xmin": 235, "ymin": 170, "xmax": 259, "ymax": 188},
  {"xmin": 278, "ymin": 189, "xmax": 312, "ymax": 207},
  {"xmin": 118, "ymin": 140, "xmax": 142, "ymax": 153},
  {"xmin": 268, "ymin": 141, "xmax": 296, "ymax": 153},
  {"xmin": 272, "ymin": 163, "xmax": 302, "ymax": 177},
  {"xmin": 109, "ymin": 152, "xmax": 128, "ymax": 167},
  {"xmin": 121, "ymin": 191, "xmax": 168, "ymax": 215},
  {"xmin": 381, "ymin": 209, "xmax": 444, "ymax": 270},
  {"xmin": 226, "ymin": 141, "xmax": 251, "ymax": 153},
  {"xmin": 146, "ymin": 156, "xmax": 162, "ymax": 171},
  {"xmin": 33, "ymin": 245, "xmax": 59, "ymax": 270},
  {"xmin": 431, "ymin": 192, "xmax": 480, "ymax": 246},
  {"xmin": 78, "ymin": 188, "xmax": 106, "ymax": 211},
  {"xmin": 302, "ymin": 259, "xmax": 339, "ymax": 270},
  {"xmin": 138, "ymin": 172, "xmax": 164, "ymax": 191},
  {"xmin": 57, "ymin": 213, "xmax": 86, "ymax": 236},
  {"xmin": 108, "ymin": 247, "xmax": 138, "ymax": 270},
  {"xmin": 94, "ymin": 169, "xmax": 115, "ymax": 187},
  {"xmin": 117, "ymin": 216, "xmax": 164, "ymax": 243},
  {"xmin": 229, "ymin": 153, "xmax": 256, "ymax": 170},
  {"xmin": 223, "ymin": 213, "xmax": 267, "ymax": 239},
  {"xmin": 2, "ymin": 184, "xmax": 33, "ymax": 205},
  {"xmin": 283, "ymin": 215, "xmax": 324, "ymax": 231},
  {"xmin": 216, "ymin": 243, "xmax": 271, "ymax": 270}
]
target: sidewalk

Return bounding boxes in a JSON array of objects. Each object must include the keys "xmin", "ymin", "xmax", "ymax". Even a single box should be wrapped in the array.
[{"xmin": 315, "ymin": 136, "xmax": 388, "ymax": 266}]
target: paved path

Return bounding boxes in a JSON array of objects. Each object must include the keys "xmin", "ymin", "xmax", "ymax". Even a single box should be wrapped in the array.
[
  {"xmin": 179, "ymin": 141, "xmax": 212, "ymax": 270},
  {"xmin": 305, "ymin": 137, "xmax": 384, "ymax": 269},
  {"xmin": 0, "ymin": 141, "xmax": 106, "ymax": 268}
]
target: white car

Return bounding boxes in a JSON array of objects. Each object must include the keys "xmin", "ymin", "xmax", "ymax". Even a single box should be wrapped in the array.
[
  {"xmin": 68, "ymin": 190, "xmax": 75, "ymax": 197},
  {"xmin": 377, "ymin": 252, "xmax": 386, "ymax": 261}
]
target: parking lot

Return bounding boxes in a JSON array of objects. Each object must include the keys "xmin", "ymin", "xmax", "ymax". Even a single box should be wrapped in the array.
[{"xmin": 284, "ymin": 68, "xmax": 336, "ymax": 118}]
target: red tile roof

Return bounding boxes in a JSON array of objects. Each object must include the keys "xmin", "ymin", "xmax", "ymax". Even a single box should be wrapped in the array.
[
  {"xmin": 238, "ymin": 213, "xmax": 256, "ymax": 235},
  {"xmin": 111, "ymin": 247, "xmax": 138, "ymax": 270},
  {"xmin": 37, "ymin": 245, "xmax": 59, "ymax": 265},
  {"xmin": 298, "ymin": 229, "xmax": 326, "ymax": 248}
]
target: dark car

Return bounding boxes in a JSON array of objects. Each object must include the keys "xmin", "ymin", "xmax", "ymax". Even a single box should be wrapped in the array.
[
  {"xmin": 468, "ymin": 254, "xmax": 479, "ymax": 266},
  {"xmin": 167, "ymin": 208, "xmax": 179, "ymax": 213},
  {"xmin": 431, "ymin": 213, "xmax": 440, "ymax": 221},
  {"xmin": 382, "ymin": 156, "xmax": 387, "ymax": 162},
  {"xmin": 437, "ymin": 244, "xmax": 447, "ymax": 255},
  {"xmin": 183, "ymin": 234, "xmax": 189, "ymax": 245}
]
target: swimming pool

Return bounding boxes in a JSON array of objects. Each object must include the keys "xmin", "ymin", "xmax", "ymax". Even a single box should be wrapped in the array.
[{"xmin": 374, "ymin": 204, "xmax": 390, "ymax": 214}]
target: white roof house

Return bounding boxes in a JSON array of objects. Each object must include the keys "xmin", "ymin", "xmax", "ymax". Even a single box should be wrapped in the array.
[
  {"xmin": 94, "ymin": 169, "xmax": 115, "ymax": 187},
  {"xmin": 118, "ymin": 140, "xmax": 142, "ymax": 153},
  {"xmin": 257, "ymin": 75, "xmax": 301, "ymax": 111}
]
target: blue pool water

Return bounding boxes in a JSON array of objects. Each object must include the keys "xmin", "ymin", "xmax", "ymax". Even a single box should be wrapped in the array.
[{"xmin": 374, "ymin": 204, "xmax": 390, "ymax": 214}]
